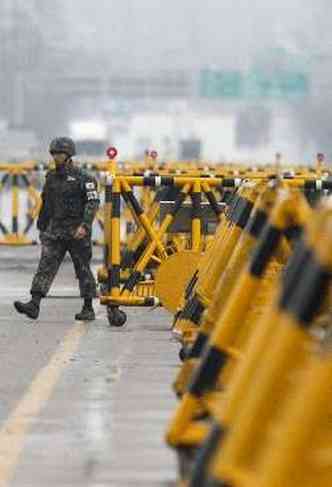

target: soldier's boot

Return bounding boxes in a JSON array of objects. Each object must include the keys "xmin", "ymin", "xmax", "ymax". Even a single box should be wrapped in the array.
[
  {"xmin": 75, "ymin": 299, "xmax": 95, "ymax": 321},
  {"xmin": 14, "ymin": 293, "xmax": 42, "ymax": 320}
]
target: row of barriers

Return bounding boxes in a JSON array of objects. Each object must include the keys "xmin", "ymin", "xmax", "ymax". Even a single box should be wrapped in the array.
[
  {"xmin": 1, "ymin": 151, "xmax": 332, "ymax": 320},
  {"xmin": 0, "ymin": 151, "xmax": 162, "ymax": 245},
  {"xmin": 0, "ymin": 151, "xmax": 328, "ymax": 245},
  {"xmin": 97, "ymin": 152, "xmax": 332, "ymax": 325},
  {"xmin": 2, "ymin": 148, "xmax": 332, "ymax": 484},
  {"xmin": 160, "ymin": 170, "xmax": 332, "ymax": 486}
]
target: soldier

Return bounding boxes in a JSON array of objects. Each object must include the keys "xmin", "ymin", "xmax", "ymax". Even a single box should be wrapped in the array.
[{"xmin": 14, "ymin": 137, "xmax": 99, "ymax": 321}]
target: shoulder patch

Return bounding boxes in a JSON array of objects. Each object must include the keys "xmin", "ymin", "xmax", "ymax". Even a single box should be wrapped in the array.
[{"xmin": 85, "ymin": 181, "xmax": 96, "ymax": 189}]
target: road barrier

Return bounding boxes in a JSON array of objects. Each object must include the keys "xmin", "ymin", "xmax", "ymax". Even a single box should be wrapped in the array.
[{"xmin": 165, "ymin": 179, "xmax": 332, "ymax": 486}]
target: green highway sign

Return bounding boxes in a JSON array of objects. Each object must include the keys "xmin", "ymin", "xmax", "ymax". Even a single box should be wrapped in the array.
[
  {"xmin": 199, "ymin": 69, "xmax": 309, "ymax": 99},
  {"xmin": 200, "ymin": 69, "xmax": 243, "ymax": 99}
]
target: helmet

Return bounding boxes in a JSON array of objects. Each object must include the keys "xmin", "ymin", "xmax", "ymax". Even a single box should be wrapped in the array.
[{"xmin": 49, "ymin": 137, "xmax": 76, "ymax": 157}]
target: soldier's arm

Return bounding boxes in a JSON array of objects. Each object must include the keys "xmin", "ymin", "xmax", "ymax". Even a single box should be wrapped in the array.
[
  {"xmin": 36, "ymin": 174, "xmax": 51, "ymax": 231},
  {"xmin": 81, "ymin": 176, "xmax": 100, "ymax": 232}
]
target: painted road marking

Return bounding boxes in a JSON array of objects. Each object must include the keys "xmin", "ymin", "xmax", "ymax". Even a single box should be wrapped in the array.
[{"xmin": 0, "ymin": 321, "xmax": 88, "ymax": 487}]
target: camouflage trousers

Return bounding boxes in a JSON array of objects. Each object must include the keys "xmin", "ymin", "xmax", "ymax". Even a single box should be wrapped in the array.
[{"xmin": 31, "ymin": 234, "xmax": 97, "ymax": 298}]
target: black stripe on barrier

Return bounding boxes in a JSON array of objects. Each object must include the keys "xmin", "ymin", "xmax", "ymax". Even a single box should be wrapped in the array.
[
  {"xmin": 142, "ymin": 176, "xmax": 174, "ymax": 186},
  {"xmin": 191, "ymin": 300, "xmax": 205, "ymax": 325},
  {"xmin": 246, "ymin": 209, "xmax": 267, "ymax": 238},
  {"xmin": 280, "ymin": 254, "xmax": 331, "ymax": 328},
  {"xmin": 304, "ymin": 180, "xmax": 319, "ymax": 190},
  {"xmin": 230, "ymin": 197, "xmax": 253, "ymax": 229},
  {"xmin": 304, "ymin": 180, "xmax": 332, "ymax": 191},
  {"xmin": 121, "ymin": 249, "xmax": 135, "ymax": 269},
  {"xmin": 1, "ymin": 173, "xmax": 10, "ymax": 186},
  {"xmin": 111, "ymin": 192, "xmax": 121, "ymax": 218},
  {"xmin": 12, "ymin": 216, "xmax": 18, "ymax": 234},
  {"xmin": 122, "ymin": 270, "xmax": 142, "ymax": 293},
  {"xmin": 222, "ymin": 178, "xmax": 236, "ymax": 187},
  {"xmin": 107, "ymin": 268, "xmax": 112, "ymax": 292},
  {"xmin": 190, "ymin": 422, "xmax": 226, "ymax": 487},
  {"xmin": 222, "ymin": 190, "xmax": 236, "ymax": 206},
  {"xmin": 280, "ymin": 240, "xmax": 311, "ymax": 306},
  {"xmin": 284, "ymin": 225, "xmax": 303, "ymax": 242},
  {"xmin": 155, "ymin": 190, "xmax": 166, "ymax": 202},
  {"xmin": 125, "ymin": 191, "xmax": 144, "ymax": 216},
  {"xmin": 249, "ymin": 225, "xmax": 282, "ymax": 277},
  {"xmin": 180, "ymin": 294, "xmax": 204, "ymax": 324},
  {"xmin": 20, "ymin": 174, "xmax": 30, "ymax": 187},
  {"xmin": 110, "ymin": 264, "xmax": 121, "ymax": 289},
  {"xmin": 161, "ymin": 176, "xmax": 174, "ymax": 186},
  {"xmin": 180, "ymin": 295, "xmax": 196, "ymax": 319},
  {"xmin": 189, "ymin": 332, "xmax": 208, "ymax": 359},
  {"xmin": 185, "ymin": 270, "xmax": 199, "ymax": 300},
  {"xmin": 282, "ymin": 172, "xmax": 295, "ymax": 179},
  {"xmin": 143, "ymin": 176, "xmax": 155, "ymax": 186},
  {"xmin": 0, "ymin": 221, "xmax": 8, "ymax": 235},
  {"xmin": 323, "ymin": 180, "xmax": 332, "ymax": 190},
  {"xmin": 20, "ymin": 174, "xmax": 30, "ymax": 188},
  {"xmin": 105, "ymin": 185, "xmax": 112, "ymax": 203},
  {"xmin": 189, "ymin": 346, "xmax": 229, "ymax": 397},
  {"xmin": 225, "ymin": 193, "xmax": 241, "ymax": 220},
  {"xmin": 121, "ymin": 241, "xmax": 146, "ymax": 270},
  {"xmin": 169, "ymin": 191, "xmax": 188, "ymax": 217},
  {"xmin": 191, "ymin": 191, "xmax": 201, "ymax": 220},
  {"xmin": 104, "ymin": 245, "xmax": 108, "ymax": 267},
  {"xmin": 223, "ymin": 195, "xmax": 237, "ymax": 222},
  {"xmin": 23, "ymin": 216, "xmax": 34, "ymax": 235},
  {"xmin": 205, "ymin": 190, "xmax": 223, "ymax": 216},
  {"xmin": 121, "ymin": 190, "xmax": 130, "ymax": 205}
]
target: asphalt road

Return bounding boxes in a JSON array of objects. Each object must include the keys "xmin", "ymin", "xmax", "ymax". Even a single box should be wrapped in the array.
[{"xmin": 0, "ymin": 246, "xmax": 178, "ymax": 486}]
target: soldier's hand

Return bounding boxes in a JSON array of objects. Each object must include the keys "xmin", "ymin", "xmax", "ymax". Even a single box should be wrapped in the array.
[{"xmin": 74, "ymin": 225, "xmax": 87, "ymax": 239}]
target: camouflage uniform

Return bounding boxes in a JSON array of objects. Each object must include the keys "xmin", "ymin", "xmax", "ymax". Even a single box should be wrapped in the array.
[{"xmin": 31, "ymin": 162, "xmax": 99, "ymax": 298}]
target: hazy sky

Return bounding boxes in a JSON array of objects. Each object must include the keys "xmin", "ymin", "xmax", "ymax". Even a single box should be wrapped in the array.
[
  {"xmin": 65, "ymin": 0, "xmax": 312, "ymax": 73},
  {"xmin": 2, "ymin": 0, "xmax": 330, "ymax": 157}
]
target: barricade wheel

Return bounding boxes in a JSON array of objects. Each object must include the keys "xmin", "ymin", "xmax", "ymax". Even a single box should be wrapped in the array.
[{"xmin": 107, "ymin": 306, "xmax": 127, "ymax": 327}]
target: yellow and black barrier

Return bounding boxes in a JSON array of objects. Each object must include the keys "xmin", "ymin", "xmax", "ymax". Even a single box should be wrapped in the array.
[
  {"xmin": 98, "ymin": 172, "xmax": 234, "ymax": 326},
  {"xmin": 198, "ymin": 202, "xmax": 332, "ymax": 487},
  {"xmin": 164, "ymin": 185, "xmax": 332, "ymax": 486},
  {"xmin": 0, "ymin": 162, "xmax": 42, "ymax": 245},
  {"xmin": 170, "ymin": 174, "xmax": 327, "ymax": 354},
  {"xmin": 171, "ymin": 180, "xmax": 261, "ymax": 348},
  {"xmin": 173, "ymin": 181, "xmax": 279, "ymax": 396},
  {"xmin": 165, "ymin": 184, "xmax": 319, "ymax": 481}
]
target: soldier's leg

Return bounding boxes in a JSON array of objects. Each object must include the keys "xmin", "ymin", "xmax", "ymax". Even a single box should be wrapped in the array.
[
  {"xmin": 68, "ymin": 237, "xmax": 96, "ymax": 321},
  {"xmin": 30, "ymin": 236, "xmax": 67, "ymax": 297},
  {"xmin": 68, "ymin": 237, "xmax": 96, "ymax": 298},
  {"xmin": 14, "ymin": 236, "xmax": 66, "ymax": 319}
]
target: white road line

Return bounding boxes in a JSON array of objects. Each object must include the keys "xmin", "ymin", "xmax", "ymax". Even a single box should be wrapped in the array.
[{"xmin": 0, "ymin": 321, "xmax": 88, "ymax": 487}]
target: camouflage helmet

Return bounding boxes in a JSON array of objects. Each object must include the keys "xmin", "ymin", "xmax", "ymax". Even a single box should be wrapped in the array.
[{"xmin": 49, "ymin": 137, "xmax": 76, "ymax": 157}]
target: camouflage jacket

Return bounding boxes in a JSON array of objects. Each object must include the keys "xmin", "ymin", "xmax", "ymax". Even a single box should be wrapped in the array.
[{"xmin": 37, "ymin": 163, "xmax": 100, "ymax": 239}]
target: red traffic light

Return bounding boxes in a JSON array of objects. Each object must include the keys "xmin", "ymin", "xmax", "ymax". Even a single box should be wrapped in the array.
[{"xmin": 107, "ymin": 147, "xmax": 118, "ymax": 159}]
